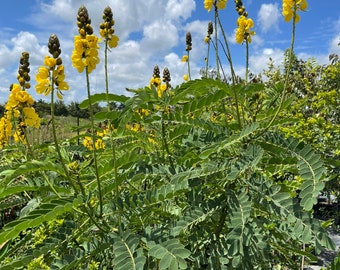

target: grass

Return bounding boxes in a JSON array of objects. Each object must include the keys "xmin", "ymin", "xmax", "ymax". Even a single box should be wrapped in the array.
[{"xmin": 26, "ymin": 115, "xmax": 90, "ymax": 146}]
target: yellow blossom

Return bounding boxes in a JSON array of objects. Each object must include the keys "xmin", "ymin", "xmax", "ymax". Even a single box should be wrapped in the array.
[
  {"xmin": 216, "ymin": 0, "xmax": 228, "ymax": 10},
  {"xmin": 36, "ymin": 67, "xmax": 49, "ymax": 82},
  {"xmin": 183, "ymin": 74, "xmax": 189, "ymax": 81},
  {"xmin": 108, "ymin": 35, "xmax": 119, "ymax": 48},
  {"xmin": 204, "ymin": 0, "xmax": 214, "ymax": 11},
  {"xmin": 44, "ymin": 56, "xmax": 57, "ymax": 68},
  {"xmin": 235, "ymin": 15, "xmax": 255, "ymax": 44},
  {"xmin": 23, "ymin": 107, "xmax": 41, "ymax": 128},
  {"xmin": 95, "ymin": 139, "xmax": 105, "ymax": 150},
  {"xmin": 204, "ymin": 0, "xmax": 228, "ymax": 12},
  {"xmin": 36, "ymin": 79, "xmax": 52, "ymax": 96},
  {"xmin": 71, "ymin": 35, "xmax": 100, "ymax": 73},
  {"xmin": 282, "ymin": 0, "xmax": 308, "ymax": 22},
  {"xmin": 181, "ymin": 55, "xmax": 189, "ymax": 62}
]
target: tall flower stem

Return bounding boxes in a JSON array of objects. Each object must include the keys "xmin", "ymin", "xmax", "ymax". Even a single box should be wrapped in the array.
[
  {"xmin": 50, "ymin": 76, "xmax": 78, "ymax": 194},
  {"xmin": 85, "ymin": 66, "xmax": 103, "ymax": 217},
  {"xmin": 216, "ymin": 13, "xmax": 242, "ymax": 128},
  {"xmin": 214, "ymin": 7, "xmax": 220, "ymax": 80},
  {"xmin": 245, "ymin": 40, "xmax": 249, "ymax": 84},
  {"xmin": 187, "ymin": 51, "xmax": 192, "ymax": 80},
  {"xmin": 103, "ymin": 38, "xmax": 121, "ymax": 227},
  {"xmin": 217, "ymin": 14, "xmax": 236, "ymax": 83},
  {"xmin": 264, "ymin": 7, "xmax": 297, "ymax": 131},
  {"xmin": 205, "ymin": 40, "xmax": 211, "ymax": 77}
]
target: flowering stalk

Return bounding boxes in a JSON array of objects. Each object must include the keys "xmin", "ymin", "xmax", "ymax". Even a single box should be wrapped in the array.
[
  {"xmin": 204, "ymin": 21, "xmax": 213, "ymax": 77},
  {"xmin": 72, "ymin": 5, "xmax": 103, "ymax": 217},
  {"xmin": 100, "ymin": 6, "xmax": 121, "ymax": 225},
  {"xmin": 185, "ymin": 32, "xmax": 192, "ymax": 80},
  {"xmin": 35, "ymin": 34, "xmax": 73, "ymax": 196},
  {"xmin": 214, "ymin": 7, "xmax": 220, "ymax": 80},
  {"xmin": 234, "ymin": 0, "xmax": 255, "ymax": 84}
]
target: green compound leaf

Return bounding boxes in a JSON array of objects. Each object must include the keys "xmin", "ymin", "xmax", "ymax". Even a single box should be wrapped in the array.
[
  {"xmin": 260, "ymin": 134, "xmax": 326, "ymax": 211},
  {"xmin": 112, "ymin": 231, "xmax": 145, "ymax": 270},
  {"xmin": 0, "ymin": 196, "xmax": 82, "ymax": 244},
  {"xmin": 148, "ymin": 238, "xmax": 190, "ymax": 270}
]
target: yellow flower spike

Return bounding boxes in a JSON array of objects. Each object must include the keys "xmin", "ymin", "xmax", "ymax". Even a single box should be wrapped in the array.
[
  {"xmin": 100, "ymin": 6, "xmax": 119, "ymax": 48},
  {"xmin": 72, "ymin": 6, "xmax": 100, "ymax": 74},
  {"xmin": 36, "ymin": 34, "xmax": 69, "ymax": 99}
]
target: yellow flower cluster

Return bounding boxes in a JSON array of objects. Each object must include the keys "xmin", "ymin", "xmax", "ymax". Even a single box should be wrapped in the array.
[
  {"xmin": 71, "ymin": 5, "xmax": 100, "ymax": 74},
  {"xmin": 100, "ymin": 6, "xmax": 119, "ymax": 48},
  {"xmin": 149, "ymin": 66, "xmax": 171, "ymax": 98},
  {"xmin": 0, "ymin": 52, "xmax": 41, "ymax": 148},
  {"xmin": 36, "ymin": 56, "xmax": 69, "ymax": 99},
  {"xmin": 235, "ymin": 15, "xmax": 255, "ymax": 44},
  {"xmin": 83, "ymin": 128, "xmax": 108, "ymax": 150},
  {"xmin": 0, "ymin": 84, "xmax": 40, "ymax": 147},
  {"xmin": 204, "ymin": 0, "xmax": 228, "ymax": 12},
  {"xmin": 71, "ymin": 35, "xmax": 100, "ymax": 73},
  {"xmin": 282, "ymin": 0, "xmax": 308, "ymax": 23}
]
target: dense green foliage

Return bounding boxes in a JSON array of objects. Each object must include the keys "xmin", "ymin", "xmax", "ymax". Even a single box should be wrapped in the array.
[
  {"xmin": 0, "ymin": 3, "xmax": 339, "ymax": 270},
  {"xmin": 1, "ymin": 68, "xmax": 339, "ymax": 268}
]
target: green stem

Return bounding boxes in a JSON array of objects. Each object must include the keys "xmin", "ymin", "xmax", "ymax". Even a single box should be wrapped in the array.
[
  {"xmin": 264, "ymin": 8, "xmax": 297, "ymax": 131},
  {"xmin": 245, "ymin": 40, "xmax": 249, "ymax": 84},
  {"xmin": 217, "ymin": 14, "xmax": 236, "ymax": 83},
  {"xmin": 205, "ymin": 40, "xmax": 211, "ymax": 77},
  {"xmin": 161, "ymin": 113, "xmax": 174, "ymax": 170},
  {"xmin": 85, "ymin": 66, "xmax": 103, "ymax": 217},
  {"xmin": 216, "ymin": 11, "xmax": 241, "ymax": 128},
  {"xmin": 214, "ymin": 6, "xmax": 220, "ymax": 80},
  {"xmin": 104, "ymin": 38, "xmax": 121, "ymax": 227},
  {"xmin": 104, "ymin": 39, "xmax": 110, "ymax": 111},
  {"xmin": 50, "ymin": 74, "xmax": 78, "ymax": 194},
  {"xmin": 187, "ymin": 51, "xmax": 192, "ymax": 80}
]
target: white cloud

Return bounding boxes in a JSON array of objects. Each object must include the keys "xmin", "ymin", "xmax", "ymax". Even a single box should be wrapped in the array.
[
  {"xmin": 249, "ymin": 48, "xmax": 285, "ymax": 74},
  {"xmin": 141, "ymin": 20, "xmax": 179, "ymax": 54},
  {"xmin": 166, "ymin": 0, "xmax": 196, "ymax": 20},
  {"xmin": 257, "ymin": 3, "xmax": 280, "ymax": 33},
  {"xmin": 329, "ymin": 35, "xmax": 340, "ymax": 54}
]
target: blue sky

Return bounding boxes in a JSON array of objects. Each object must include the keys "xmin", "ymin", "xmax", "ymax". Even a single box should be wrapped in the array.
[{"xmin": 0, "ymin": 0, "xmax": 339, "ymax": 104}]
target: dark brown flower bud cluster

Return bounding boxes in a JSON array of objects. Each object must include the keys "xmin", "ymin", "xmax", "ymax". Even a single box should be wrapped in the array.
[
  {"xmin": 162, "ymin": 67, "xmax": 171, "ymax": 88},
  {"xmin": 153, "ymin": 65, "xmax": 160, "ymax": 79},
  {"xmin": 186, "ymin": 32, "xmax": 192, "ymax": 51},
  {"xmin": 99, "ymin": 6, "xmax": 115, "ymax": 38},
  {"xmin": 48, "ymin": 34, "xmax": 62, "ymax": 61},
  {"xmin": 17, "ymin": 52, "xmax": 31, "ymax": 89},
  {"xmin": 207, "ymin": 21, "xmax": 213, "ymax": 36},
  {"xmin": 234, "ymin": 0, "xmax": 248, "ymax": 17},
  {"xmin": 77, "ymin": 5, "xmax": 93, "ymax": 37}
]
